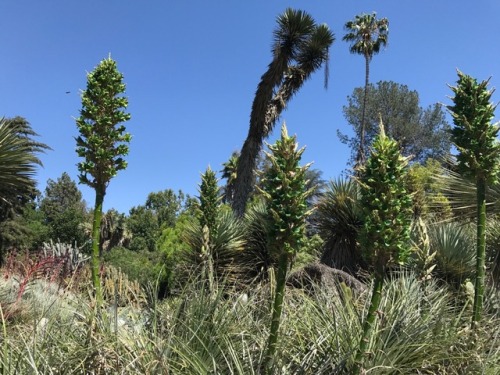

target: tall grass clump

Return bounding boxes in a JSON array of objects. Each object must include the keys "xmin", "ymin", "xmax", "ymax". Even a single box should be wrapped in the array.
[{"xmin": 1, "ymin": 262, "xmax": 500, "ymax": 373}]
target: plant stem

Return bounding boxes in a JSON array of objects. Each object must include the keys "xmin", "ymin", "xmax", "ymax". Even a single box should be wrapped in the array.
[
  {"xmin": 262, "ymin": 252, "xmax": 288, "ymax": 374},
  {"xmin": 472, "ymin": 176, "xmax": 486, "ymax": 327},
  {"xmin": 354, "ymin": 271, "xmax": 384, "ymax": 374},
  {"xmin": 1, "ymin": 303, "xmax": 8, "ymax": 374},
  {"xmin": 91, "ymin": 187, "xmax": 104, "ymax": 306}
]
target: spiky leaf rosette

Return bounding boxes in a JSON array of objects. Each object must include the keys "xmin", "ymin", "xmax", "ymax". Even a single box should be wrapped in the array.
[
  {"xmin": 358, "ymin": 124, "xmax": 412, "ymax": 271},
  {"xmin": 448, "ymin": 71, "xmax": 500, "ymax": 183},
  {"xmin": 75, "ymin": 57, "xmax": 131, "ymax": 191},
  {"xmin": 258, "ymin": 123, "xmax": 314, "ymax": 256}
]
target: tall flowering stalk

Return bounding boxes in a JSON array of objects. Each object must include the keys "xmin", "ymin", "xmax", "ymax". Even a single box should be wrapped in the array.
[
  {"xmin": 448, "ymin": 71, "xmax": 500, "ymax": 326},
  {"xmin": 259, "ymin": 123, "xmax": 314, "ymax": 374},
  {"xmin": 354, "ymin": 119, "xmax": 412, "ymax": 373}
]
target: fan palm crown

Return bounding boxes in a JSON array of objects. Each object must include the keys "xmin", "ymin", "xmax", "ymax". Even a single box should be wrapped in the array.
[
  {"xmin": 343, "ymin": 13, "xmax": 388, "ymax": 61},
  {"xmin": 343, "ymin": 12, "xmax": 388, "ymax": 166}
]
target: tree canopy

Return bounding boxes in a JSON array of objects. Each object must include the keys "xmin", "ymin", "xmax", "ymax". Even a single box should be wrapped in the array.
[
  {"xmin": 40, "ymin": 172, "xmax": 87, "ymax": 245},
  {"xmin": 340, "ymin": 81, "xmax": 451, "ymax": 165}
]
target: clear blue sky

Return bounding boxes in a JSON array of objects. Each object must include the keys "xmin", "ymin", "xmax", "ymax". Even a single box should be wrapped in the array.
[{"xmin": 1, "ymin": 1, "xmax": 499, "ymax": 214}]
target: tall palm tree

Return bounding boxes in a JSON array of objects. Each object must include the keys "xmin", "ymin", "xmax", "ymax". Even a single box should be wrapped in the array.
[
  {"xmin": 343, "ymin": 12, "xmax": 388, "ymax": 166},
  {"xmin": 232, "ymin": 8, "xmax": 334, "ymax": 217}
]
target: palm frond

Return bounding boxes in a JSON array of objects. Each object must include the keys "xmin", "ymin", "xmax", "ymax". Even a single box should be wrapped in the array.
[
  {"xmin": 0, "ymin": 119, "xmax": 45, "ymax": 206},
  {"xmin": 433, "ymin": 164, "xmax": 500, "ymax": 220},
  {"xmin": 343, "ymin": 13, "xmax": 389, "ymax": 59}
]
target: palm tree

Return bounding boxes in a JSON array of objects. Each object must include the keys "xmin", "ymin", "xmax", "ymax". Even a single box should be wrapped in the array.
[
  {"xmin": 0, "ymin": 117, "xmax": 49, "ymax": 262},
  {"xmin": 343, "ymin": 12, "xmax": 388, "ymax": 166},
  {"xmin": 221, "ymin": 151, "xmax": 239, "ymax": 204},
  {"xmin": 0, "ymin": 117, "xmax": 49, "ymax": 205},
  {"xmin": 232, "ymin": 8, "xmax": 334, "ymax": 217}
]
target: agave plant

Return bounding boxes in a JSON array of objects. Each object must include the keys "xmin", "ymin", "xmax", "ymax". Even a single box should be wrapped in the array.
[{"xmin": 428, "ymin": 221, "xmax": 476, "ymax": 283}]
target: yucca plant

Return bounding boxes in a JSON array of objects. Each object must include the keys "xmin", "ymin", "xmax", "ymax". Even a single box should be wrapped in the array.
[
  {"xmin": 2, "ymin": 263, "xmax": 500, "ymax": 373},
  {"xmin": 448, "ymin": 70, "xmax": 500, "ymax": 326},
  {"xmin": 232, "ymin": 8, "xmax": 334, "ymax": 217},
  {"xmin": 429, "ymin": 221, "xmax": 476, "ymax": 283},
  {"xmin": 181, "ymin": 168, "xmax": 246, "ymax": 289},
  {"xmin": 409, "ymin": 217, "xmax": 437, "ymax": 282},
  {"xmin": 315, "ymin": 178, "xmax": 364, "ymax": 275},
  {"xmin": 257, "ymin": 123, "xmax": 314, "ymax": 374},
  {"xmin": 355, "ymin": 120, "xmax": 413, "ymax": 373}
]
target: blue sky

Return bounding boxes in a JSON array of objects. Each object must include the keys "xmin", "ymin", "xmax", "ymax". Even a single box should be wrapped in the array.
[{"xmin": 1, "ymin": 1, "xmax": 499, "ymax": 214}]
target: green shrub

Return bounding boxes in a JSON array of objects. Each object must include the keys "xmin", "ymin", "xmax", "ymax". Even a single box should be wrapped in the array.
[{"xmin": 104, "ymin": 247, "xmax": 169, "ymax": 296}]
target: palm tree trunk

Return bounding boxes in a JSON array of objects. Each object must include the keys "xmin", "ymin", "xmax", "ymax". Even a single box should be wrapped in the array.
[
  {"xmin": 232, "ymin": 57, "xmax": 290, "ymax": 218},
  {"xmin": 357, "ymin": 55, "xmax": 370, "ymax": 167},
  {"xmin": 233, "ymin": 136, "xmax": 262, "ymax": 218},
  {"xmin": 91, "ymin": 186, "xmax": 105, "ymax": 305},
  {"xmin": 354, "ymin": 268, "xmax": 384, "ymax": 374},
  {"xmin": 261, "ymin": 251, "xmax": 289, "ymax": 375},
  {"xmin": 472, "ymin": 176, "xmax": 486, "ymax": 326},
  {"xmin": 233, "ymin": 69, "xmax": 314, "ymax": 217}
]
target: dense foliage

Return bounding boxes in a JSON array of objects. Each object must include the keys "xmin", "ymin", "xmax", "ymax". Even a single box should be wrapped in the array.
[
  {"xmin": 340, "ymin": 81, "xmax": 451, "ymax": 164},
  {"xmin": 2, "ymin": 8, "xmax": 500, "ymax": 375},
  {"xmin": 40, "ymin": 172, "xmax": 87, "ymax": 245}
]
